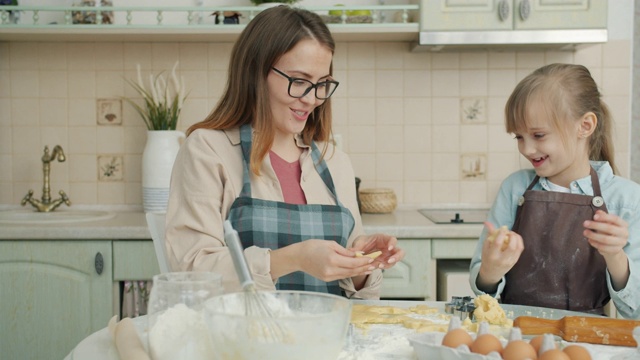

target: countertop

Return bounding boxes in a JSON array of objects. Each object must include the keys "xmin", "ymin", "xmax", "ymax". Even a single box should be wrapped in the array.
[{"xmin": 0, "ymin": 205, "xmax": 485, "ymax": 240}]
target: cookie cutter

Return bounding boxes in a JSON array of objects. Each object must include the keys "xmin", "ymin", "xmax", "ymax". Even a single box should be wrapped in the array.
[{"xmin": 445, "ymin": 296, "xmax": 475, "ymax": 320}]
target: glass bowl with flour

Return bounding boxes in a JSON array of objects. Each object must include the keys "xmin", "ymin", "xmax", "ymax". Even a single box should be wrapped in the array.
[
  {"xmin": 203, "ymin": 290, "xmax": 352, "ymax": 360},
  {"xmin": 147, "ymin": 271, "xmax": 223, "ymax": 360}
]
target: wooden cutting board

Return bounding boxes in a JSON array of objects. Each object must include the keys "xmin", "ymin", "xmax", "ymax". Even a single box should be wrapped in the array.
[{"xmin": 514, "ymin": 316, "xmax": 640, "ymax": 347}]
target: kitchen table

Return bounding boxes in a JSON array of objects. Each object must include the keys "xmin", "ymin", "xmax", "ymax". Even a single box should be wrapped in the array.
[{"xmin": 64, "ymin": 300, "xmax": 638, "ymax": 360}]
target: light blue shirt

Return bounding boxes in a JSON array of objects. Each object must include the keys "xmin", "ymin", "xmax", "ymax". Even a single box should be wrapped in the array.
[{"xmin": 469, "ymin": 161, "xmax": 640, "ymax": 319}]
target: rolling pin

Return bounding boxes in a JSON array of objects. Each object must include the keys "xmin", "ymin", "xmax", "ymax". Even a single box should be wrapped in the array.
[{"xmin": 514, "ymin": 316, "xmax": 640, "ymax": 347}]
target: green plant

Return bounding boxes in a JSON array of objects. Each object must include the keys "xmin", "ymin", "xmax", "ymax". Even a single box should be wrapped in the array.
[{"xmin": 124, "ymin": 61, "xmax": 187, "ymax": 131}]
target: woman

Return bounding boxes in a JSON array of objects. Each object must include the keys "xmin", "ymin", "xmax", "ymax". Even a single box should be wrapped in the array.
[{"xmin": 165, "ymin": 6, "xmax": 404, "ymax": 299}]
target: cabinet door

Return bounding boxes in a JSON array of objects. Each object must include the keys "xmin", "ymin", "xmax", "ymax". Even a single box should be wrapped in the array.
[
  {"xmin": 421, "ymin": 0, "xmax": 512, "ymax": 31},
  {"xmin": 515, "ymin": 0, "xmax": 607, "ymax": 30},
  {"xmin": 113, "ymin": 240, "xmax": 161, "ymax": 281},
  {"xmin": 0, "ymin": 241, "xmax": 113, "ymax": 360},
  {"xmin": 380, "ymin": 239, "xmax": 435, "ymax": 300}
]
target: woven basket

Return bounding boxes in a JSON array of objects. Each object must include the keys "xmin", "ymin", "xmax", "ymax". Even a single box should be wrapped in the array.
[{"xmin": 359, "ymin": 188, "xmax": 397, "ymax": 214}]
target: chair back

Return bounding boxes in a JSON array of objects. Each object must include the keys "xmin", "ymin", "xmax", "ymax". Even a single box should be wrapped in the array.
[{"xmin": 145, "ymin": 212, "xmax": 170, "ymax": 274}]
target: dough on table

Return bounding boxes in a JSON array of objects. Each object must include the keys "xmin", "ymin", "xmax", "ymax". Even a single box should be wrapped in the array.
[{"xmin": 473, "ymin": 294, "xmax": 513, "ymax": 326}]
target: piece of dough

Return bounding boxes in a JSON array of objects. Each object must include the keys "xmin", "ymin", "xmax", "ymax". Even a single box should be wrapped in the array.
[
  {"xmin": 486, "ymin": 225, "xmax": 510, "ymax": 251},
  {"xmin": 354, "ymin": 250, "xmax": 382, "ymax": 259}
]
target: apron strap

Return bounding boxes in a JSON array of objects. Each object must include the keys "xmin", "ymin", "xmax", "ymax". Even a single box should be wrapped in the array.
[{"xmin": 237, "ymin": 124, "xmax": 343, "ymax": 206}]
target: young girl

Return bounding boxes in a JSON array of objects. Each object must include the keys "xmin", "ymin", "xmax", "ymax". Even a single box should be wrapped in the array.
[{"xmin": 469, "ymin": 63, "xmax": 640, "ymax": 318}]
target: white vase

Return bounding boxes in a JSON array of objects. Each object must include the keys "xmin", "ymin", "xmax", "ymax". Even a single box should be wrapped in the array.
[{"xmin": 142, "ymin": 130, "xmax": 185, "ymax": 212}]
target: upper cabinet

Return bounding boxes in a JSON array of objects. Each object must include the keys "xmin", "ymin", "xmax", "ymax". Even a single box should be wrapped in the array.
[
  {"xmin": 420, "ymin": 0, "xmax": 607, "ymax": 31},
  {"xmin": 414, "ymin": 0, "xmax": 607, "ymax": 50}
]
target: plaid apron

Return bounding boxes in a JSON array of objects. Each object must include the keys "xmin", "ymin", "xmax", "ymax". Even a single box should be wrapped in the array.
[{"xmin": 227, "ymin": 124, "xmax": 355, "ymax": 295}]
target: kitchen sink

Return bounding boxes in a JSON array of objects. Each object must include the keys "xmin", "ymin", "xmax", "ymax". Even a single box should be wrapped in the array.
[
  {"xmin": 418, "ymin": 209, "xmax": 488, "ymax": 224},
  {"xmin": 0, "ymin": 209, "xmax": 115, "ymax": 224}
]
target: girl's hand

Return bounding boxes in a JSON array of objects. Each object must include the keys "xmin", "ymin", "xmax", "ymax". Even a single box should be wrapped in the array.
[
  {"xmin": 583, "ymin": 209, "xmax": 629, "ymax": 257},
  {"xmin": 477, "ymin": 222, "xmax": 524, "ymax": 292},
  {"xmin": 351, "ymin": 234, "xmax": 405, "ymax": 270},
  {"xmin": 583, "ymin": 209, "xmax": 631, "ymax": 290}
]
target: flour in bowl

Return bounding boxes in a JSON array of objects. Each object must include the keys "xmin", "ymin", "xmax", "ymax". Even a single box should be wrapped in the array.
[{"xmin": 148, "ymin": 303, "xmax": 214, "ymax": 360}]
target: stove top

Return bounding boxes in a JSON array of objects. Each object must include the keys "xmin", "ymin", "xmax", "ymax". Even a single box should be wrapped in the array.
[{"xmin": 418, "ymin": 209, "xmax": 489, "ymax": 224}]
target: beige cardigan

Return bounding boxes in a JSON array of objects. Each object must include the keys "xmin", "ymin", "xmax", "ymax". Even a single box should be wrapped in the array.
[{"xmin": 165, "ymin": 127, "xmax": 382, "ymax": 299}]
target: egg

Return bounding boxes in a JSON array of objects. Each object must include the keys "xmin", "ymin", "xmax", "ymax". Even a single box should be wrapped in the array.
[
  {"xmin": 530, "ymin": 335, "xmax": 555, "ymax": 354},
  {"xmin": 563, "ymin": 345, "xmax": 592, "ymax": 360},
  {"xmin": 470, "ymin": 333, "xmax": 503, "ymax": 355},
  {"xmin": 539, "ymin": 349, "xmax": 571, "ymax": 360},
  {"xmin": 503, "ymin": 340, "xmax": 538, "ymax": 360},
  {"xmin": 441, "ymin": 328, "xmax": 473, "ymax": 349}
]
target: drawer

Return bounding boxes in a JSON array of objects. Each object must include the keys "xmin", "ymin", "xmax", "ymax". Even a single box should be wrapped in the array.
[
  {"xmin": 431, "ymin": 239, "xmax": 477, "ymax": 259},
  {"xmin": 113, "ymin": 241, "xmax": 160, "ymax": 280}
]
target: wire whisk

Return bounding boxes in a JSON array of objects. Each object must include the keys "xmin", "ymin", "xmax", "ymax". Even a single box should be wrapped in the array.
[{"xmin": 223, "ymin": 220, "xmax": 289, "ymax": 343}]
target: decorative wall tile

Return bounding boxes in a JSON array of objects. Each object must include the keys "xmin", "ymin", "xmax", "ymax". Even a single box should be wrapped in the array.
[
  {"xmin": 98, "ymin": 155, "xmax": 124, "ymax": 181},
  {"xmin": 96, "ymin": 99, "xmax": 122, "ymax": 125},
  {"xmin": 461, "ymin": 153, "xmax": 486, "ymax": 180},
  {"xmin": 460, "ymin": 98, "xmax": 486, "ymax": 124}
]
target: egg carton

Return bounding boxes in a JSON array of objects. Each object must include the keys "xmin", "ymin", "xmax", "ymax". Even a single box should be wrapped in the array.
[{"xmin": 409, "ymin": 332, "xmax": 503, "ymax": 360}]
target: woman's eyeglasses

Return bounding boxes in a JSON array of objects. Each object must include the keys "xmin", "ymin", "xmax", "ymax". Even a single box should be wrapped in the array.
[{"xmin": 272, "ymin": 67, "xmax": 339, "ymax": 100}]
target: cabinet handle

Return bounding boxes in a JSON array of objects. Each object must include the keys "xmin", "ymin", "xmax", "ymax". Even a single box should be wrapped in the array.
[
  {"xmin": 95, "ymin": 252, "xmax": 104, "ymax": 275},
  {"xmin": 519, "ymin": 0, "xmax": 531, "ymax": 21},
  {"xmin": 498, "ymin": 0, "xmax": 510, "ymax": 22}
]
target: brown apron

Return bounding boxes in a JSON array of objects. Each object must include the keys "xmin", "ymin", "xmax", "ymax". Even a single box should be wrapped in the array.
[{"xmin": 502, "ymin": 168, "xmax": 610, "ymax": 314}]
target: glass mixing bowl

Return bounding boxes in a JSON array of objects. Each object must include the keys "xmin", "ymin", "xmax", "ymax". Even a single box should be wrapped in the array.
[{"xmin": 203, "ymin": 290, "xmax": 352, "ymax": 360}]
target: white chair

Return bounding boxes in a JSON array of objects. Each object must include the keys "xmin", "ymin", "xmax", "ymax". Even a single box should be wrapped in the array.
[{"xmin": 145, "ymin": 212, "xmax": 170, "ymax": 274}]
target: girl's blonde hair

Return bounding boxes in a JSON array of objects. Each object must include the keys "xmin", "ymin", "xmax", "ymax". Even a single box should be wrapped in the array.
[
  {"xmin": 505, "ymin": 63, "xmax": 617, "ymax": 174},
  {"xmin": 187, "ymin": 6, "xmax": 335, "ymax": 175}
]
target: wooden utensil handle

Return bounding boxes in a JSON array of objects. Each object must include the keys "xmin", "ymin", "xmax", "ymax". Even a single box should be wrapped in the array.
[
  {"xmin": 513, "ymin": 316, "xmax": 563, "ymax": 337},
  {"xmin": 515, "ymin": 316, "xmax": 640, "ymax": 347}
]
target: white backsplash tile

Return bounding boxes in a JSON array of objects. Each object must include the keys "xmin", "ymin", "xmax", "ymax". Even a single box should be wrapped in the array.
[
  {"xmin": 39, "ymin": 99, "xmax": 68, "ymax": 127},
  {"xmin": 10, "ymin": 70, "xmax": 39, "ymax": 98},
  {"xmin": 375, "ymin": 98, "xmax": 403, "ymax": 125},
  {"xmin": 347, "ymin": 70, "xmax": 375, "ymax": 97},
  {"xmin": 431, "ymin": 70, "xmax": 460, "ymax": 97},
  {"xmin": 0, "ymin": 39, "xmax": 632, "ymax": 207},
  {"xmin": 11, "ymin": 98, "xmax": 39, "ymax": 127},
  {"xmin": 403, "ymin": 70, "xmax": 430, "ymax": 97},
  {"xmin": 376, "ymin": 70, "xmax": 403, "ymax": 97},
  {"xmin": 460, "ymin": 52, "xmax": 488, "ymax": 69}
]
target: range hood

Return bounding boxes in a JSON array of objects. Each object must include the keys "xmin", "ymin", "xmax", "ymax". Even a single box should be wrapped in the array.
[{"xmin": 412, "ymin": 29, "xmax": 608, "ymax": 52}]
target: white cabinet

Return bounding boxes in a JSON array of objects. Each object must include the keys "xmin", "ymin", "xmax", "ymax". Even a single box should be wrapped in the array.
[
  {"xmin": 380, "ymin": 239, "xmax": 435, "ymax": 300},
  {"xmin": 420, "ymin": 0, "xmax": 607, "ymax": 31},
  {"xmin": 0, "ymin": 241, "xmax": 113, "ymax": 360}
]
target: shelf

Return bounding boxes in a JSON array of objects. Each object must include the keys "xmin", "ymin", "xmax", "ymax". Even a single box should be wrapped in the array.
[
  {"xmin": 0, "ymin": 23, "xmax": 419, "ymax": 43},
  {"xmin": 0, "ymin": 4, "xmax": 420, "ymax": 43}
]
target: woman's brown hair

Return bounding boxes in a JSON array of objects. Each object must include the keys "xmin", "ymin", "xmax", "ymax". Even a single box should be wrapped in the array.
[
  {"xmin": 505, "ymin": 63, "xmax": 617, "ymax": 173},
  {"xmin": 187, "ymin": 6, "xmax": 336, "ymax": 175}
]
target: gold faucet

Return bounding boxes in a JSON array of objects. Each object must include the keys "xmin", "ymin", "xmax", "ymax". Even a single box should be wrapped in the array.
[{"xmin": 21, "ymin": 145, "xmax": 71, "ymax": 212}]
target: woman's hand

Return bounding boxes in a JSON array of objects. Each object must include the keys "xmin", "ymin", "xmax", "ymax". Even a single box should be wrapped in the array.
[
  {"xmin": 351, "ymin": 233, "xmax": 405, "ymax": 270},
  {"xmin": 583, "ymin": 210, "xmax": 630, "ymax": 290},
  {"xmin": 293, "ymin": 240, "xmax": 377, "ymax": 282},
  {"xmin": 477, "ymin": 222, "xmax": 524, "ymax": 293}
]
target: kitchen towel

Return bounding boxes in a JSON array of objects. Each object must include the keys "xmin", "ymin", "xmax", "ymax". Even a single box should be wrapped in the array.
[{"xmin": 108, "ymin": 316, "xmax": 151, "ymax": 360}]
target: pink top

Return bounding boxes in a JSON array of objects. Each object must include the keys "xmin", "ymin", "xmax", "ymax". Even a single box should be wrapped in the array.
[{"xmin": 269, "ymin": 151, "xmax": 307, "ymax": 205}]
